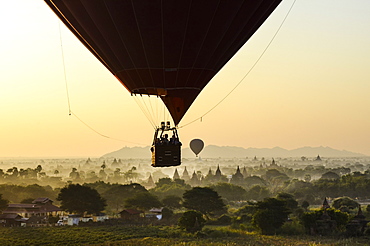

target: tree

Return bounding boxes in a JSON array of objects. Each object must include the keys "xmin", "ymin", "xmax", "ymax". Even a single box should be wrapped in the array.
[
  {"xmin": 211, "ymin": 182, "xmax": 247, "ymax": 202},
  {"xmin": 155, "ymin": 178, "xmax": 173, "ymax": 187},
  {"xmin": 245, "ymin": 185, "xmax": 270, "ymax": 201},
  {"xmin": 300, "ymin": 208, "xmax": 349, "ymax": 235},
  {"xmin": 161, "ymin": 207, "xmax": 174, "ymax": 220},
  {"xmin": 122, "ymin": 167, "xmax": 139, "ymax": 182},
  {"xmin": 304, "ymin": 174, "xmax": 311, "ymax": 182},
  {"xmin": 162, "ymin": 195, "xmax": 182, "ymax": 209},
  {"xmin": 69, "ymin": 168, "xmax": 80, "ymax": 180},
  {"xmin": 276, "ymin": 192, "xmax": 298, "ymax": 211},
  {"xmin": 0, "ymin": 194, "xmax": 9, "ymax": 211},
  {"xmin": 182, "ymin": 187, "xmax": 226, "ymax": 218},
  {"xmin": 332, "ymin": 196, "xmax": 359, "ymax": 210},
  {"xmin": 6, "ymin": 167, "xmax": 18, "ymax": 178},
  {"xmin": 150, "ymin": 178, "xmax": 191, "ymax": 199},
  {"xmin": 178, "ymin": 210, "xmax": 206, "ymax": 233},
  {"xmin": 252, "ymin": 198, "xmax": 291, "ymax": 235},
  {"xmin": 35, "ymin": 165, "xmax": 43, "ymax": 173},
  {"xmin": 265, "ymin": 169, "xmax": 288, "ymax": 181},
  {"xmin": 245, "ymin": 176, "xmax": 266, "ymax": 187},
  {"xmin": 320, "ymin": 171, "xmax": 340, "ymax": 180},
  {"xmin": 48, "ymin": 215, "xmax": 60, "ymax": 224},
  {"xmin": 102, "ymin": 183, "xmax": 147, "ymax": 213},
  {"xmin": 57, "ymin": 184, "xmax": 106, "ymax": 215},
  {"xmin": 124, "ymin": 192, "xmax": 162, "ymax": 212},
  {"xmin": 21, "ymin": 198, "xmax": 34, "ymax": 204},
  {"xmin": 301, "ymin": 200, "xmax": 310, "ymax": 211}
]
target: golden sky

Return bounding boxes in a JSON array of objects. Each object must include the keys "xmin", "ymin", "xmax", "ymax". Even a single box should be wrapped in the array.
[{"xmin": 1, "ymin": 0, "xmax": 370, "ymax": 157}]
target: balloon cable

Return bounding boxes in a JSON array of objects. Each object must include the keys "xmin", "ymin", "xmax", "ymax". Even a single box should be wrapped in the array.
[
  {"xmin": 58, "ymin": 22, "xmax": 146, "ymax": 146},
  {"xmin": 59, "ymin": 22, "xmax": 71, "ymax": 116},
  {"xmin": 179, "ymin": 0, "xmax": 297, "ymax": 129},
  {"xmin": 70, "ymin": 111, "xmax": 146, "ymax": 145},
  {"xmin": 132, "ymin": 95, "xmax": 157, "ymax": 129}
]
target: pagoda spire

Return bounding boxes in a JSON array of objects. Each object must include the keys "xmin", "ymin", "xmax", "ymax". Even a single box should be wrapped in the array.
[
  {"xmin": 173, "ymin": 168, "xmax": 180, "ymax": 180},
  {"xmin": 322, "ymin": 197, "xmax": 330, "ymax": 209},
  {"xmin": 182, "ymin": 167, "xmax": 190, "ymax": 180},
  {"xmin": 215, "ymin": 165, "xmax": 222, "ymax": 177}
]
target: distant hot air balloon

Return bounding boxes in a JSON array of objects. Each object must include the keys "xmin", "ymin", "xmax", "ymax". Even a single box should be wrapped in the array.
[
  {"xmin": 190, "ymin": 139, "xmax": 204, "ymax": 157},
  {"xmin": 45, "ymin": 0, "xmax": 282, "ymax": 166}
]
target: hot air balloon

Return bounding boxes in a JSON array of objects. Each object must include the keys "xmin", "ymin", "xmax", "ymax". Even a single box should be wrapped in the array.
[
  {"xmin": 45, "ymin": 0, "xmax": 282, "ymax": 167},
  {"xmin": 190, "ymin": 139, "xmax": 204, "ymax": 157}
]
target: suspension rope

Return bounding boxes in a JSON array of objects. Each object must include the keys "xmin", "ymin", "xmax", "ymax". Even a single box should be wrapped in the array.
[
  {"xmin": 179, "ymin": 0, "xmax": 297, "ymax": 129},
  {"xmin": 70, "ymin": 111, "xmax": 146, "ymax": 145},
  {"xmin": 139, "ymin": 95, "xmax": 157, "ymax": 127},
  {"xmin": 132, "ymin": 95, "xmax": 157, "ymax": 129},
  {"xmin": 59, "ymin": 21, "xmax": 149, "ymax": 144},
  {"xmin": 146, "ymin": 95, "xmax": 156, "ymax": 124},
  {"xmin": 58, "ymin": 22, "xmax": 71, "ymax": 116}
]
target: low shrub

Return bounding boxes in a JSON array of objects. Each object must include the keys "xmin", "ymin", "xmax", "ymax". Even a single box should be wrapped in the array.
[{"xmin": 277, "ymin": 221, "xmax": 305, "ymax": 235}]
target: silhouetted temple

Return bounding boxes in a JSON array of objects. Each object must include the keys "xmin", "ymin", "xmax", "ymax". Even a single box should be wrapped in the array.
[
  {"xmin": 215, "ymin": 165, "xmax": 222, "ymax": 178},
  {"xmin": 242, "ymin": 167, "xmax": 248, "ymax": 177},
  {"xmin": 181, "ymin": 167, "xmax": 190, "ymax": 180},
  {"xmin": 231, "ymin": 166, "xmax": 244, "ymax": 185},
  {"xmin": 270, "ymin": 158, "xmax": 278, "ymax": 167},
  {"xmin": 189, "ymin": 171, "xmax": 200, "ymax": 186},
  {"xmin": 322, "ymin": 197, "xmax": 330, "ymax": 209},
  {"xmin": 173, "ymin": 168, "xmax": 180, "ymax": 180},
  {"xmin": 346, "ymin": 205, "xmax": 368, "ymax": 236},
  {"xmin": 207, "ymin": 168, "xmax": 213, "ymax": 177},
  {"xmin": 145, "ymin": 174, "xmax": 155, "ymax": 189}
]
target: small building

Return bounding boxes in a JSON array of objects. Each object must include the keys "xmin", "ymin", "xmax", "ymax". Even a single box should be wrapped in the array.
[
  {"xmin": 119, "ymin": 209, "xmax": 143, "ymax": 220},
  {"xmin": 80, "ymin": 217, "xmax": 93, "ymax": 223},
  {"xmin": 26, "ymin": 215, "xmax": 48, "ymax": 227},
  {"xmin": 94, "ymin": 213, "xmax": 109, "ymax": 222},
  {"xmin": 67, "ymin": 214, "xmax": 82, "ymax": 226},
  {"xmin": 0, "ymin": 213, "xmax": 24, "ymax": 227},
  {"xmin": 148, "ymin": 207, "xmax": 163, "ymax": 220},
  {"xmin": 3, "ymin": 198, "xmax": 62, "ymax": 218}
]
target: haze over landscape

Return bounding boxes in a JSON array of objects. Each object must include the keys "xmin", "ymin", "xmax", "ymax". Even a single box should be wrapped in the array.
[{"xmin": 103, "ymin": 145, "xmax": 366, "ymax": 159}]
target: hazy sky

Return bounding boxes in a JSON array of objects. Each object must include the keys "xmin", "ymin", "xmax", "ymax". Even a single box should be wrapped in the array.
[{"xmin": 1, "ymin": 0, "xmax": 370, "ymax": 157}]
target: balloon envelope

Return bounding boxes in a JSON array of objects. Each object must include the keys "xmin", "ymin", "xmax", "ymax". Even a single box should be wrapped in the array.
[
  {"xmin": 45, "ymin": 0, "xmax": 282, "ymax": 125},
  {"xmin": 190, "ymin": 139, "xmax": 204, "ymax": 157}
]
